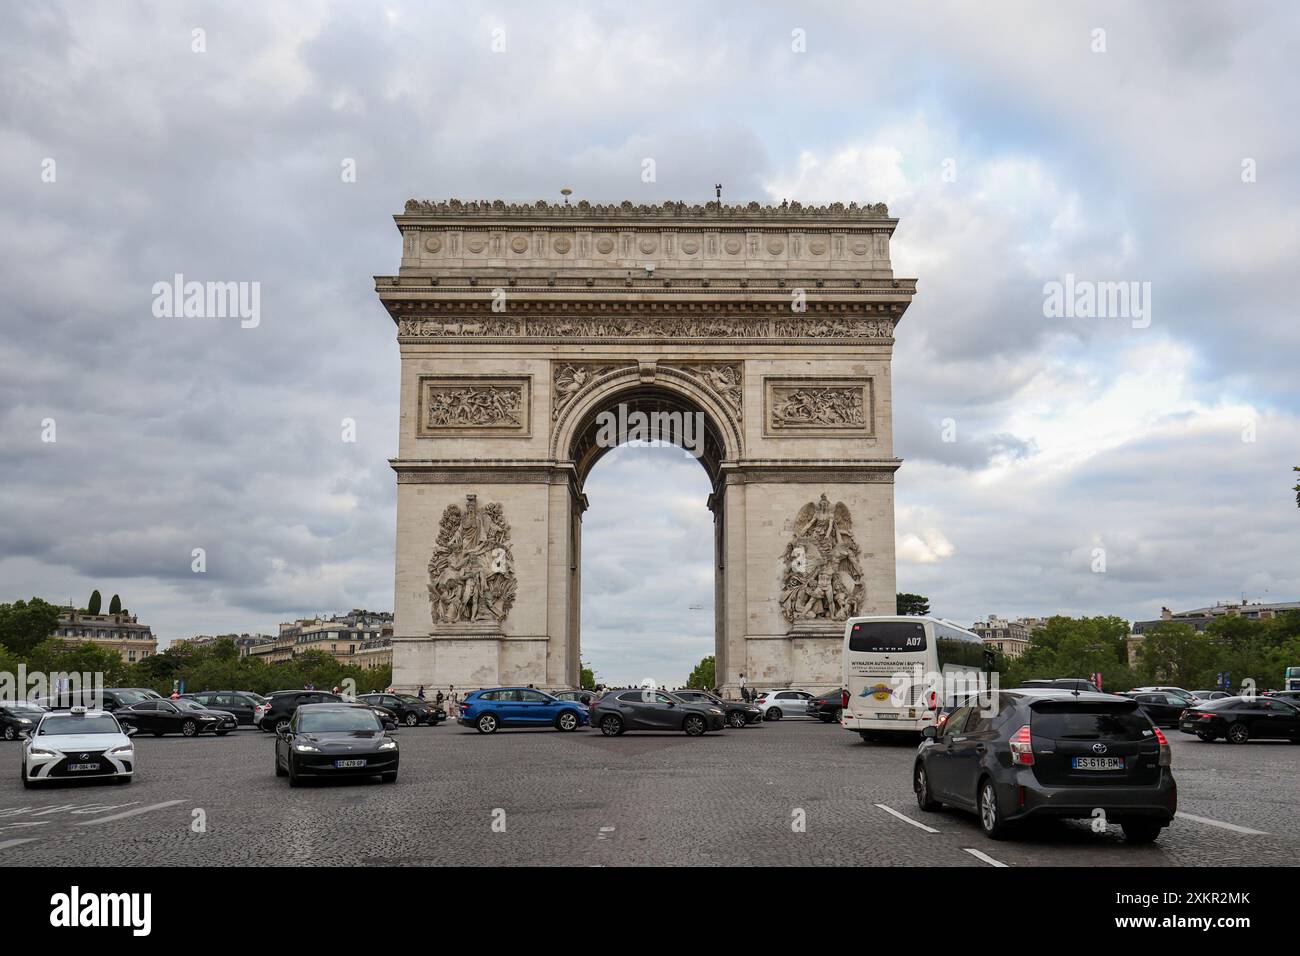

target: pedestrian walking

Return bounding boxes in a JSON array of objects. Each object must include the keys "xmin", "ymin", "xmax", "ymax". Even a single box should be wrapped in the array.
[{"xmin": 417, "ymin": 685, "xmax": 425, "ymax": 699}]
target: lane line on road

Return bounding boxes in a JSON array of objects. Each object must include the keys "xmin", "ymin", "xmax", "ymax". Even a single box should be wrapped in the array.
[
  {"xmin": 75, "ymin": 800, "xmax": 183, "ymax": 826},
  {"xmin": 873, "ymin": 803, "xmax": 940, "ymax": 833},
  {"xmin": 963, "ymin": 847, "xmax": 1008, "ymax": 867},
  {"xmin": 1175, "ymin": 812, "xmax": 1267, "ymax": 835},
  {"xmin": 0, "ymin": 838, "xmax": 41, "ymax": 851}
]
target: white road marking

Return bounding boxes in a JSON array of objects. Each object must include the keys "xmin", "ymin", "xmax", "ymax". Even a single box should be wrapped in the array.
[
  {"xmin": 873, "ymin": 803, "xmax": 939, "ymax": 833},
  {"xmin": 1176, "ymin": 812, "xmax": 1267, "ymax": 835},
  {"xmin": 597, "ymin": 826, "xmax": 615, "ymax": 840},
  {"xmin": 0, "ymin": 838, "xmax": 40, "ymax": 851},
  {"xmin": 963, "ymin": 847, "xmax": 1008, "ymax": 867},
  {"xmin": 75, "ymin": 800, "xmax": 183, "ymax": 826}
]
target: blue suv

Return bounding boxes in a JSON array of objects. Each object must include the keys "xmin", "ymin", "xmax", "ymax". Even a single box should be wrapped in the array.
[{"xmin": 458, "ymin": 687, "xmax": 590, "ymax": 734}]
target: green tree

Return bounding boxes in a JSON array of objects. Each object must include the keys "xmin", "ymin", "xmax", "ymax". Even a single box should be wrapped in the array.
[
  {"xmin": 579, "ymin": 660, "xmax": 596, "ymax": 690},
  {"xmin": 1293, "ymin": 465, "xmax": 1300, "ymax": 507},
  {"xmin": 108, "ymin": 594, "xmax": 122, "ymax": 614},
  {"xmin": 87, "ymin": 590, "xmax": 102, "ymax": 615},
  {"xmin": 0, "ymin": 598, "xmax": 62, "ymax": 656},
  {"xmin": 1133, "ymin": 622, "xmax": 1216, "ymax": 688},
  {"xmin": 686, "ymin": 654, "xmax": 716, "ymax": 690},
  {"xmin": 896, "ymin": 593, "xmax": 930, "ymax": 616},
  {"xmin": 1006, "ymin": 615, "xmax": 1134, "ymax": 691}
]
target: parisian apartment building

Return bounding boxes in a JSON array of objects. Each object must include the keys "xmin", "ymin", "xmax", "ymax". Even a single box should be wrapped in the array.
[
  {"xmin": 245, "ymin": 609, "xmax": 394, "ymax": 670},
  {"xmin": 1125, "ymin": 599, "xmax": 1300, "ymax": 664},
  {"xmin": 970, "ymin": 615, "xmax": 1044, "ymax": 659},
  {"xmin": 52, "ymin": 606, "xmax": 158, "ymax": 663}
]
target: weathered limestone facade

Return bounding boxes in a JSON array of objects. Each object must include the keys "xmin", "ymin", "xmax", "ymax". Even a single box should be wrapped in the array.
[{"xmin": 376, "ymin": 199, "xmax": 915, "ymax": 694}]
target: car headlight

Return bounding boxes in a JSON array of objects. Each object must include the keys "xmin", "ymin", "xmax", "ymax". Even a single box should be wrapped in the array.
[
  {"xmin": 17, "ymin": 718, "xmax": 31, "ymax": 725},
  {"xmin": 709, "ymin": 708, "xmax": 723, "ymax": 715},
  {"xmin": 378, "ymin": 739, "xmax": 398, "ymax": 750},
  {"xmin": 27, "ymin": 747, "xmax": 58, "ymax": 758},
  {"xmin": 107, "ymin": 745, "xmax": 133, "ymax": 756},
  {"xmin": 294, "ymin": 743, "xmax": 320, "ymax": 752}
]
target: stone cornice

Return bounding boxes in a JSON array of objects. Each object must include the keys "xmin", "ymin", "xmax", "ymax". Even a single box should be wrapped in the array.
[
  {"xmin": 375, "ymin": 276, "xmax": 916, "ymax": 295},
  {"xmin": 399, "ymin": 198, "xmax": 892, "ymax": 224}
]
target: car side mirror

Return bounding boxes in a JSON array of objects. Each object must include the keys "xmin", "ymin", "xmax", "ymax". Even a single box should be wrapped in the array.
[
  {"xmin": 383, "ymin": 720, "xmax": 397, "ymax": 731},
  {"xmin": 125, "ymin": 726, "xmax": 138, "ymax": 737},
  {"xmin": 921, "ymin": 725, "xmax": 938, "ymax": 739}
]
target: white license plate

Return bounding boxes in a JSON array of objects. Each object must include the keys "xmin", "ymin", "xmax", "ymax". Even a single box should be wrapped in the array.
[
  {"xmin": 1071, "ymin": 756, "xmax": 1125, "ymax": 770},
  {"xmin": 334, "ymin": 759, "xmax": 366, "ymax": 769},
  {"xmin": 875, "ymin": 712, "xmax": 899, "ymax": 720},
  {"xmin": 1180, "ymin": 721, "xmax": 1194, "ymax": 730},
  {"xmin": 67, "ymin": 763, "xmax": 100, "ymax": 772}
]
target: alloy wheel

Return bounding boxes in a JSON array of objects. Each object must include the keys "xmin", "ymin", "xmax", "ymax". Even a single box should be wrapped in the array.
[{"xmin": 980, "ymin": 782, "xmax": 998, "ymax": 833}]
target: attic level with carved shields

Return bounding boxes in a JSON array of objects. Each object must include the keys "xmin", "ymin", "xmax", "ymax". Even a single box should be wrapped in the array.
[{"xmin": 374, "ymin": 198, "xmax": 916, "ymax": 696}]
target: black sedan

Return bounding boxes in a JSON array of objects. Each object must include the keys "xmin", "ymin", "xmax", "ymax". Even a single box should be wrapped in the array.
[
  {"xmin": 672, "ymin": 689, "xmax": 762, "ymax": 728},
  {"xmin": 1179, "ymin": 695, "xmax": 1300, "ymax": 743},
  {"xmin": 1, "ymin": 701, "xmax": 47, "ymax": 741},
  {"xmin": 114, "ymin": 698, "xmax": 237, "ymax": 737},
  {"xmin": 807, "ymin": 689, "xmax": 846, "ymax": 723},
  {"xmin": 274, "ymin": 704, "xmax": 399, "ymax": 786},
  {"xmin": 356, "ymin": 693, "xmax": 443, "ymax": 727},
  {"xmin": 1121, "ymin": 691, "xmax": 1189, "ymax": 728},
  {"xmin": 588, "ymin": 688, "xmax": 726, "ymax": 737}
]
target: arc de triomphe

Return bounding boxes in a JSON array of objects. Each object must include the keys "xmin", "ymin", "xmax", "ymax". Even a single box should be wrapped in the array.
[{"xmin": 375, "ymin": 199, "xmax": 915, "ymax": 695}]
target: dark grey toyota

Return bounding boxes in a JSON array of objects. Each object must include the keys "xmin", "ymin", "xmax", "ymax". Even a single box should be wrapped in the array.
[{"xmin": 913, "ymin": 689, "xmax": 1177, "ymax": 842}]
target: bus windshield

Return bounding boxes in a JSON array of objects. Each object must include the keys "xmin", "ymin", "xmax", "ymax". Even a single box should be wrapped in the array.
[{"xmin": 848, "ymin": 620, "xmax": 926, "ymax": 653}]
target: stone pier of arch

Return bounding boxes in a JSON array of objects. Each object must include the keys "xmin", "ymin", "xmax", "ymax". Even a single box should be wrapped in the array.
[{"xmin": 374, "ymin": 199, "xmax": 915, "ymax": 696}]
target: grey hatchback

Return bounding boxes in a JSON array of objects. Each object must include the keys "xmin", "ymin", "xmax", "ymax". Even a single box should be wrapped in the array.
[{"xmin": 913, "ymin": 689, "xmax": 1177, "ymax": 842}]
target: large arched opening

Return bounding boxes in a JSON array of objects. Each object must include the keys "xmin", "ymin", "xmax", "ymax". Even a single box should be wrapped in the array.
[{"xmin": 552, "ymin": 370, "xmax": 741, "ymax": 690}]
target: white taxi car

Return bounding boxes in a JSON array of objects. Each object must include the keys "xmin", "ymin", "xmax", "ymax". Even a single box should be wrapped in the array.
[{"xmin": 21, "ymin": 706, "xmax": 135, "ymax": 788}]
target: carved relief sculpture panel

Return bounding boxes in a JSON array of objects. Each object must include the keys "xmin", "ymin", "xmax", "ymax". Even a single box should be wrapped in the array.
[
  {"xmin": 428, "ymin": 495, "xmax": 518, "ymax": 626},
  {"xmin": 418, "ymin": 376, "xmax": 531, "ymax": 438},
  {"xmin": 764, "ymin": 377, "xmax": 873, "ymax": 437},
  {"xmin": 779, "ymin": 495, "xmax": 866, "ymax": 624}
]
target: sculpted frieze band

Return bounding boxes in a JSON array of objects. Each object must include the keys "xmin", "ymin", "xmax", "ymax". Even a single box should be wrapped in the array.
[{"xmin": 397, "ymin": 315, "xmax": 896, "ymax": 340}]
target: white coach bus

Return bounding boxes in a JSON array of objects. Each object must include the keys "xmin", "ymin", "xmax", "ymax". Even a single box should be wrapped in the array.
[{"xmin": 840, "ymin": 615, "xmax": 994, "ymax": 739}]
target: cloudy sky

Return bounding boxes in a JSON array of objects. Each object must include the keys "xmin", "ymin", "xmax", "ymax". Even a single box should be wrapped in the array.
[{"xmin": 2, "ymin": 1, "xmax": 1297, "ymax": 687}]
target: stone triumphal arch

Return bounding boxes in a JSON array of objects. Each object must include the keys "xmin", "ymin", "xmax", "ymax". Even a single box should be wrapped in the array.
[{"xmin": 376, "ymin": 199, "xmax": 915, "ymax": 695}]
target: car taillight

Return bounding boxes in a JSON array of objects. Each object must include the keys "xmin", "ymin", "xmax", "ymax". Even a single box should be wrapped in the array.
[
  {"xmin": 926, "ymin": 690, "xmax": 938, "ymax": 711},
  {"xmin": 841, "ymin": 689, "xmax": 849, "ymax": 709},
  {"xmin": 1009, "ymin": 725, "xmax": 1034, "ymax": 765},
  {"xmin": 1154, "ymin": 726, "xmax": 1171, "ymax": 767}
]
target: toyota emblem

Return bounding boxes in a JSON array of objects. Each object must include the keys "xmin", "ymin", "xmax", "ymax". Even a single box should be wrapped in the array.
[{"xmin": 1091, "ymin": 743, "xmax": 1108, "ymax": 754}]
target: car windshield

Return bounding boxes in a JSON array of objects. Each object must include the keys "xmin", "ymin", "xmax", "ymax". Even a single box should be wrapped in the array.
[
  {"xmin": 176, "ymin": 700, "xmax": 208, "ymax": 712},
  {"xmin": 113, "ymin": 690, "xmax": 152, "ymax": 705},
  {"xmin": 39, "ymin": 715, "xmax": 121, "ymax": 735},
  {"xmin": 8, "ymin": 703, "xmax": 45, "ymax": 713},
  {"xmin": 1031, "ymin": 705, "xmax": 1151, "ymax": 741},
  {"xmin": 397, "ymin": 695, "xmax": 424, "ymax": 704},
  {"xmin": 298, "ymin": 711, "xmax": 383, "ymax": 733}
]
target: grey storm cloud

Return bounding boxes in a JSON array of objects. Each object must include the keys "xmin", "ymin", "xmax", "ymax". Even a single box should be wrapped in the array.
[{"xmin": 1, "ymin": 1, "xmax": 1298, "ymax": 685}]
